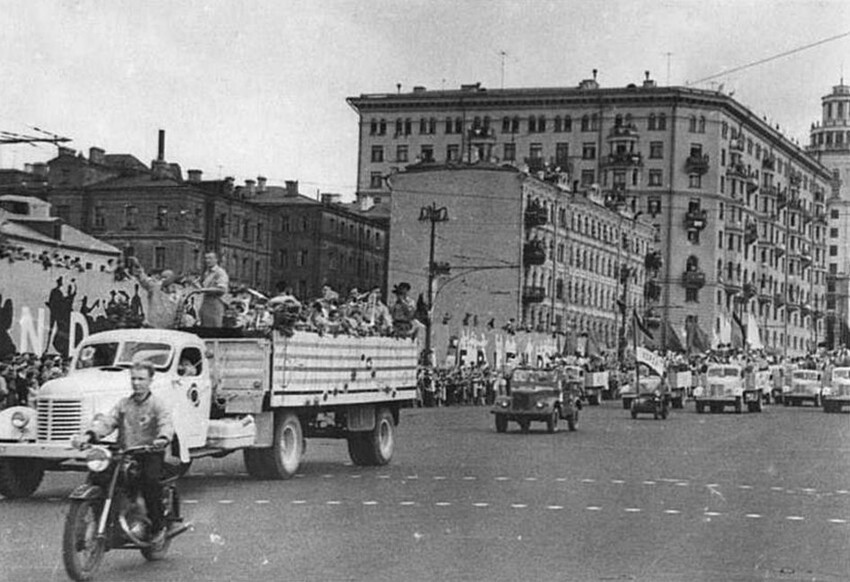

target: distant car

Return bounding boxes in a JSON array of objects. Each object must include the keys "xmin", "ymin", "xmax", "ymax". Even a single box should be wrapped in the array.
[
  {"xmin": 823, "ymin": 367, "xmax": 850, "ymax": 412},
  {"xmin": 491, "ymin": 368, "xmax": 582, "ymax": 433},
  {"xmin": 784, "ymin": 369, "xmax": 824, "ymax": 407},
  {"xmin": 621, "ymin": 364, "xmax": 662, "ymax": 410}
]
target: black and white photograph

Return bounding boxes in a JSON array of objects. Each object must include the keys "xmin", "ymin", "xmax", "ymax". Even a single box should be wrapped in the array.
[{"xmin": 1, "ymin": 1, "xmax": 850, "ymax": 580}]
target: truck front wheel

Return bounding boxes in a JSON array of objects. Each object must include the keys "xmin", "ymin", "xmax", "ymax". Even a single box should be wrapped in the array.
[
  {"xmin": 268, "ymin": 412, "xmax": 304, "ymax": 479},
  {"xmin": 0, "ymin": 459, "xmax": 45, "ymax": 499}
]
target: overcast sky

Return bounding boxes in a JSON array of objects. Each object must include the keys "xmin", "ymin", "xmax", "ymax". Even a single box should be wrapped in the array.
[{"xmin": 2, "ymin": 0, "xmax": 849, "ymax": 199}]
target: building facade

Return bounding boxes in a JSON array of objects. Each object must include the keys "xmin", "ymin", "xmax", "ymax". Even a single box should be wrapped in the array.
[
  {"xmin": 350, "ymin": 75, "xmax": 834, "ymax": 356},
  {"xmin": 808, "ymin": 81, "xmax": 850, "ymax": 347},
  {"xmin": 387, "ymin": 164, "xmax": 654, "ymax": 350}
]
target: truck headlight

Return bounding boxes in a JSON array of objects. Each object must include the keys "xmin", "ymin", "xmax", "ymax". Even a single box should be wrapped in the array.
[
  {"xmin": 536, "ymin": 401, "xmax": 545, "ymax": 409},
  {"xmin": 85, "ymin": 446, "xmax": 112, "ymax": 473},
  {"xmin": 500, "ymin": 401, "xmax": 509, "ymax": 408},
  {"xmin": 11, "ymin": 411, "xmax": 29, "ymax": 429}
]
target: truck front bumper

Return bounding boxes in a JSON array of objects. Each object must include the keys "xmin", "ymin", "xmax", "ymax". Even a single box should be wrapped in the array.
[{"xmin": 0, "ymin": 440, "xmax": 86, "ymax": 460}]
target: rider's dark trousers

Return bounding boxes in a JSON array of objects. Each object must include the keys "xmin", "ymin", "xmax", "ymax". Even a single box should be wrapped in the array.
[{"xmin": 138, "ymin": 452, "xmax": 165, "ymax": 532}]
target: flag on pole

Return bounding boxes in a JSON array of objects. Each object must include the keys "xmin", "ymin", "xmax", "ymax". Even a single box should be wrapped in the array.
[
  {"xmin": 685, "ymin": 316, "xmax": 711, "ymax": 353},
  {"xmin": 633, "ymin": 309, "xmax": 654, "ymax": 346},
  {"xmin": 731, "ymin": 311, "xmax": 745, "ymax": 349},
  {"xmin": 663, "ymin": 319, "xmax": 685, "ymax": 353}
]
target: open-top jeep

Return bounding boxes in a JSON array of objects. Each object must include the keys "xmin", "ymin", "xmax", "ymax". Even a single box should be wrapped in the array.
[{"xmin": 491, "ymin": 367, "xmax": 582, "ymax": 433}]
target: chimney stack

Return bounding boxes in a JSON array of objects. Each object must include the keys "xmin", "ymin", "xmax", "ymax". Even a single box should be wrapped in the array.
[
  {"xmin": 157, "ymin": 129, "xmax": 165, "ymax": 161},
  {"xmin": 285, "ymin": 180, "xmax": 299, "ymax": 197},
  {"xmin": 89, "ymin": 147, "xmax": 105, "ymax": 165},
  {"xmin": 257, "ymin": 176, "xmax": 267, "ymax": 192},
  {"xmin": 187, "ymin": 169, "xmax": 203, "ymax": 183},
  {"xmin": 244, "ymin": 179, "xmax": 256, "ymax": 197}
]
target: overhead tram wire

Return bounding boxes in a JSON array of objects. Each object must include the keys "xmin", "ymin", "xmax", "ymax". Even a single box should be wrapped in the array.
[{"xmin": 688, "ymin": 29, "xmax": 850, "ymax": 86}]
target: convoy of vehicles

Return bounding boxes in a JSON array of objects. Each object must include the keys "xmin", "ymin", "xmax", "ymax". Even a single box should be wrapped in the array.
[
  {"xmin": 491, "ymin": 367, "xmax": 582, "ymax": 433},
  {"xmin": 695, "ymin": 364, "xmax": 763, "ymax": 414},
  {"xmin": 783, "ymin": 369, "xmax": 825, "ymax": 407},
  {"xmin": 0, "ymin": 327, "xmax": 419, "ymax": 498}
]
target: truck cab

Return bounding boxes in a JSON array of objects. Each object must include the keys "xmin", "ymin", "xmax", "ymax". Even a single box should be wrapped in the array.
[
  {"xmin": 0, "ymin": 329, "xmax": 213, "ymax": 498},
  {"xmin": 491, "ymin": 368, "xmax": 581, "ymax": 434},
  {"xmin": 784, "ymin": 369, "xmax": 824, "ymax": 408}
]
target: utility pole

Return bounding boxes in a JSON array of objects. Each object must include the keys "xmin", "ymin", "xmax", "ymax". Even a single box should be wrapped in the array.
[{"xmin": 419, "ymin": 203, "xmax": 449, "ymax": 363}]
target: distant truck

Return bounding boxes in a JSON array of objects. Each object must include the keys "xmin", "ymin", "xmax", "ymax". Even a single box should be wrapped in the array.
[
  {"xmin": 823, "ymin": 367, "xmax": 850, "ymax": 412},
  {"xmin": 491, "ymin": 367, "xmax": 582, "ymax": 433},
  {"xmin": 0, "ymin": 328, "xmax": 418, "ymax": 498},
  {"xmin": 583, "ymin": 371, "xmax": 608, "ymax": 406},
  {"xmin": 783, "ymin": 369, "xmax": 824, "ymax": 408},
  {"xmin": 695, "ymin": 363, "xmax": 763, "ymax": 414},
  {"xmin": 667, "ymin": 369, "xmax": 692, "ymax": 409}
]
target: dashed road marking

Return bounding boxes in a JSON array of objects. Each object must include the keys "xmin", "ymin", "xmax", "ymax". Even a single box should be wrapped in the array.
[
  {"xmin": 581, "ymin": 478, "xmax": 596, "ymax": 483},
  {"xmin": 295, "ymin": 474, "xmax": 306, "ymax": 479},
  {"xmin": 547, "ymin": 505, "xmax": 564, "ymax": 510},
  {"xmin": 611, "ymin": 479, "xmax": 625, "ymax": 484},
  {"xmin": 463, "ymin": 476, "xmax": 477, "ymax": 481},
  {"xmin": 643, "ymin": 481, "xmax": 656, "ymax": 485},
  {"xmin": 362, "ymin": 501, "xmax": 378, "ymax": 506},
  {"xmin": 405, "ymin": 475, "xmax": 418, "ymax": 480},
  {"xmin": 802, "ymin": 488, "xmax": 817, "ymax": 494},
  {"xmin": 322, "ymin": 474, "xmax": 334, "ymax": 479},
  {"xmin": 378, "ymin": 475, "xmax": 391, "ymax": 479},
  {"xmin": 586, "ymin": 506, "xmax": 602, "ymax": 511},
  {"xmin": 556, "ymin": 477, "xmax": 568, "ymax": 482},
  {"xmin": 291, "ymin": 500, "xmax": 307, "ymax": 505},
  {"xmin": 326, "ymin": 500, "xmax": 341, "ymax": 505},
  {"xmin": 828, "ymin": 518, "xmax": 846, "ymax": 524},
  {"xmin": 745, "ymin": 513, "xmax": 762, "ymax": 518},
  {"xmin": 704, "ymin": 511, "xmax": 721, "ymax": 517},
  {"xmin": 433, "ymin": 476, "xmax": 447, "ymax": 481},
  {"xmin": 255, "ymin": 500, "xmax": 270, "ymax": 504},
  {"xmin": 624, "ymin": 508, "xmax": 642, "ymax": 513},
  {"xmin": 472, "ymin": 503, "xmax": 489, "ymax": 508},
  {"xmin": 511, "ymin": 504, "xmax": 527, "ymax": 509},
  {"xmin": 495, "ymin": 477, "xmax": 510, "ymax": 481},
  {"xmin": 435, "ymin": 502, "xmax": 452, "ymax": 507},
  {"xmin": 349, "ymin": 474, "xmax": 362, "ymax": 479},
  {"xmin": 771, "ymin": 486, "xmax": 784, "ymax": 492},
  {"xmin": 663, "ymin": 510, "xmax": 681, "ymax": 515},
  {"xmin": 675, "ymin": 482, "xmax": 689, "ymax": 487},
  {"xmin": 786, "ymin": 516, "xmax": 805, "ymax": 521},
  {"xmin": 218, "ymin": 500, "xmax": 234, "ymax": 504},
  {"xmin": 738, "ymin": 485, "xmax": 753, "ymax": 490},
  {"xmin": 525, "ymin": 477, "xmax": 538, "ymax": 482},
  {"xmin": 836, "ymin": 490, "xmax": 849, "ymax": 495},
  {"xmin": 184, "ymin": 499, "xmax": 199, "ymax": 504},
  {"xmin": 399, "ymin": 501, "xmax": 416, "ymax": 506}
]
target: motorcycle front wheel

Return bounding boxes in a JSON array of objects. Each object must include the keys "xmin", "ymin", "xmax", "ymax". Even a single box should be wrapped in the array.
[{"xmin": 63, "ymin": 498, "xmax": 106, "ymax": 581}]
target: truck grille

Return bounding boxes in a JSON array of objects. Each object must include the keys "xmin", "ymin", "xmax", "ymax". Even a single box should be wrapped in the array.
[
  {"xmin": 511, "ymin": 393, "xmax": 531, "ymax": 410},
  {"xmin": 36, "ymin": 398, "xmax": 83, "ymax": 441},
  {"xmin": 707, "ymin": 384, "xmax": 726, "ymax": 397}
]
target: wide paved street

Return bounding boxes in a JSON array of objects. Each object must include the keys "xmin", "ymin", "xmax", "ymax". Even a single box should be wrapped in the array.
[{"xmin": 3, "ymin": 400, "xmax": 850, "ymax": 582}]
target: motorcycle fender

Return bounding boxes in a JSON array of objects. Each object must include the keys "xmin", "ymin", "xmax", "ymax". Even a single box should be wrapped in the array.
[{"xmin": 69, "ymin": 483, "xmax": 105, "ymax": 501}]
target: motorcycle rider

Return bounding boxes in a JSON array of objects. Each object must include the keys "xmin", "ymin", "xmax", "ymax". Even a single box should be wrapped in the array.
[{"xmin": 72, "ymin": 360, "xmax": 174, "ymax": 545}]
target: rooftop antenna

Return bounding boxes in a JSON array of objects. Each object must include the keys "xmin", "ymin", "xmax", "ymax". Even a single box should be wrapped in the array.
[{"xmin": 498, "ymin": 50, "xmax": 509, "ymax": 89}]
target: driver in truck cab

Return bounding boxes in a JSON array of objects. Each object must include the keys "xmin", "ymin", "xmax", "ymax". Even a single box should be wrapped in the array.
[{"xmin": 72, "ymin": 360, "xmax": 174, "ymax": 544}]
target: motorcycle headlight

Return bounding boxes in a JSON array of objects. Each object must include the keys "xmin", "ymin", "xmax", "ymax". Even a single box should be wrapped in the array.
[
  {"xmin": 11, "ymin": 411, "xmax": 28, "ymax": 429},
  {"xmin": 85, "ymin": 446, "xmax": 112, "ymax": 473}
]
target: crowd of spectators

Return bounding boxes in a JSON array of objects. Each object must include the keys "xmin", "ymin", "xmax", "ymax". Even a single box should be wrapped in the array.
[
  {"xmin": 0, "ymin": 242, "xmax": 130, "ymax": 280},
  {"xmin": 0, "ymin": 353, "xmax": 70, "ymax": 410}
]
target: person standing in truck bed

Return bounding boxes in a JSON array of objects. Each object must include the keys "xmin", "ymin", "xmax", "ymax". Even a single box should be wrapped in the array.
[{"xmin": 198, "ymin": 251, "xmax": 229, "ymax": 327}]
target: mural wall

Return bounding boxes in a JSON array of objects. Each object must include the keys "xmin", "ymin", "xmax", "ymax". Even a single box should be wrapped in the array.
[{"xmin": 0, "ymin": 261, "xmax": 148, "ymax": 359}]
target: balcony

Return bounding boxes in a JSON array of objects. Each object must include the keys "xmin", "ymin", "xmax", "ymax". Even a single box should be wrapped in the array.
[
  {"xmin": 775, "ymin": 244, "xmax": 785, "ymax": 258},
  {"xmin": 742, "ymin": 282, "xmax": 758, "ymax": 301},
  {"xmin": 774, "ymin": 293, "xmax": 785, "ymax": 307},
  {"xmin": 684, "ymin": 209, "xmax": 708, "ymax": 231},
  {"xmin": 467, "ymin": 127, "xmax": 495, "ymax": 140},
  {"xmin": 801, "ymin": 304, "xmax": 812, "ymax": 317},
  {"xmin": 762, "ymin": 156, "xmax": 776, "ymax": 171},
  {"xmin": 524, "ymin": 203, "xmax": 548, "ymax": 228},
  {"xmin": 522, "ymin": 286, "xmax": 546, "ymax": 304},
  {"xmin": 814, "ymin": 211, "xmax": 827, "ymax": 225},
  {"xmin": 607, "ymin": 124, "xmax": 640, "ymax": 139},
  {"xmin": 724, "ymin": 215, "xmax": 743, "ymax": 233},
  {"xmin": 644, "ymin": 280, "xmax": 661, "ymax": 302},
  {"xmin": 758, "ymin": 286, "xmax": 773, "ymax": 303},
  {"xmin": 789, "ymin": 172, "xmax": 802, "ymax": 188},
  {"xmin": 523, "ymin": 240, "xmax": 546, "ymax": 266},
  {"xmin": 730, "ymin": 138, "xmax": 745, "ymax": 152},
  {"xmin": 761, "ymin": 184, "xmax": 778, "ymax": 197},
  {"xmin": 786, "ymin": 299, "xmax": 799, "ymax": 313},
  {"xmin": 723, "ymin": 278, "xmax": 742, "ymax": 295},
  {"xmin": 777, "ymin": 191, "xmax": 788, "ymax": 209},
  {"xmin": 644, "ymin": 250, "xmax": 663, "ymax": 272},
  {"xmin": 726, "ymin": 161, "xmax": 749, "ymax": 179},
  {"xmin": 744, "ymin": 223, "xmax": 758, "ymax": 245},
  {"xmin": 746, "ymin": 175, "xmax": 759, "ymax": 194},
  {"xmin": 681, "ymin": 270, "xmax": 706, "ymax": 289},
  {"xmin": 799, "ymin": 249, "xmax": 813, "ymax": 268},
  {"xmin": 684, "ymin": 154, "xmax": 710, "ymax": 175},
  {"xmin": 801, "ymin": 209, "xmax": 813, "ymax": 225},
  {"xmin": 601, "ymin": 151, "xmax": 643, "ymax": 168}
]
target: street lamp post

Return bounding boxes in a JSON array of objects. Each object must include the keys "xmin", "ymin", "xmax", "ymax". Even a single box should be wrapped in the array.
[{"xmin": 419, "ymin": 203, "xmax": 449, "ymax": 363}]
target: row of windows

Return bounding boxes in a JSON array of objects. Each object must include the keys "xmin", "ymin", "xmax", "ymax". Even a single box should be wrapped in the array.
[
  {"xmin": 276, "ymin": 248, "xmax": 383, "ymax": 279},
  {"xmin": 368, "ymin": 112, "xmax": 679, "ymax": 138},
  {"xmin": 275, "ymin": 214, "xmax": 384, "ymax": 249}
]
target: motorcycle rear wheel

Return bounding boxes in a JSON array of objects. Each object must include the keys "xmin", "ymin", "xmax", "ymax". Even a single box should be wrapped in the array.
[{"xmin": 63, "ymin": 498, "xmax": 106, "ymax": 582}]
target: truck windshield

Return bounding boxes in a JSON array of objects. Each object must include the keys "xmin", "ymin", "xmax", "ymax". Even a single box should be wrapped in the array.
[
  {"xmin": 833, "ymin": 369, "xmax": 850, "ymax": 380},
  {"xmin": 707, "ymin": 367, "xmax": 739, "ymax": 378},
  {"xmin": 793, "ymin": 371, "xmax": 819, "ymax": 381},
  {"xmin": 512, "ymin": 370, "xmax": 557, "ymax": 385},
  {"xmin": 75, "ymin": 341, "xmax": 173, "ymax": 371}
]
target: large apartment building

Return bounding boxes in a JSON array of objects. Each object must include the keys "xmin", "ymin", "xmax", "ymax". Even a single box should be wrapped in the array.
[
  {"xmin": 808, "ymin": 81, "xmax": 850, "ymax": 346},
  {"xmin": 388, "ymin": 164, "xmax": 655, "ymax": 351},
  {"xmin": 349, "ymin": 73, "xmax": 834, "ymax": 355}
]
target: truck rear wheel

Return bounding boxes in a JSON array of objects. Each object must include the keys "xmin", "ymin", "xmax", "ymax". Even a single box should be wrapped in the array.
[
  {"xmin": 0, "ymin": 459, "xmax": 44, "ymax": 499},
  {"xmin": 350, "ymin": 407, "xmax": 395, "ymax": 466}
]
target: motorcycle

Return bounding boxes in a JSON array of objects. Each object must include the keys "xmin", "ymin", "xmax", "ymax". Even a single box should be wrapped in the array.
[{"xmin": 62, "ymin": 444, "xmax": 191, "ymax": 581}]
